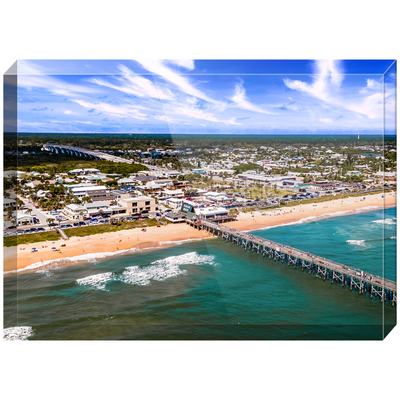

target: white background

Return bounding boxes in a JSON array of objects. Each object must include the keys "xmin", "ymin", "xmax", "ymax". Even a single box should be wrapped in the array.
[{"xmin": 1, "ymin": 1, "xmax": 399, "ymax": 399}]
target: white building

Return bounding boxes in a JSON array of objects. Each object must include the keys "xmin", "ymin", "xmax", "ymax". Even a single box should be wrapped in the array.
[
  {"xmin": 70, "ymin": 185, "xmax": 107, "ymax": 198},
  {"xmin": 165, "ymin": 198, "xmax": 183, "ymax": 210},
  {"xmin": 63, "ymin": 204, "xmax": 88, "ymax": 219},
  {"xmin": 118, "ymin": 196, "xmax": 156, "ymax": 214},
  {"xmin": 194, "ymin": 206, "xmax": 229, "ymax": 220}
]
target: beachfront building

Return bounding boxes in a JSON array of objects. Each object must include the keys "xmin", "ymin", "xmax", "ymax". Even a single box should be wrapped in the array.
[
  {"xmin": 63, "ymin": 204, "xmax": 88, "ymax": 219},
  {"xmin": 16, "ymin": 212, "xmax": 35, "ymax": 226},
  {"xmin": 83, "ymin": 201, "xmax": 113, "ymax": 217},
  {"xmin": 194, "ymin": 206, "xmax": 229, "ymax": 220},
  {"xmin": 164, "ymin": 212, "xmax": 186, "ymax": 223},
  {"xmin": 118, "ymin": 195, "xmax": 156, "ymax": 215}
]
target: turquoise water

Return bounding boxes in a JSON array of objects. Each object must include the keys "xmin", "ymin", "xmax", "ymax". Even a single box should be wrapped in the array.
[{"xmin": 4, "ymin": 207, "xmax": 396, "ymax": 340}]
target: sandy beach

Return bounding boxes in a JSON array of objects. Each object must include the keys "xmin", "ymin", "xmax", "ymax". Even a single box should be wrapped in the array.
[{"xmin": 3, "ymin": 192, "xmax": 396, "ymax": 274}]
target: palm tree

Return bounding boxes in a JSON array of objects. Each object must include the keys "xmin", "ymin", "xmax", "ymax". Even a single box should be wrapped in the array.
[
  {"xmin": 46, "ymin": 217, "xmax": 55, "ymax": 226},
  {"xmin": 26, "ymin": 208, "xmax": 32, "ymax": 215}
]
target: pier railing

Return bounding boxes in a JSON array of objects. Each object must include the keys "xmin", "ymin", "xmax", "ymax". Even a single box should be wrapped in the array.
[{"xmin": 187, "ymin": 219, "xmax": 397, "ymax": 305}]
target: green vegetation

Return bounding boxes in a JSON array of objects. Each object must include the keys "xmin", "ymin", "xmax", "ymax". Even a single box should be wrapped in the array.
[
  {"xmin": 4, "ymin": 219, "xmax": 169, "ymax": 247},
  {"xmin": 63, "ymin": 219, "xmax": 164, "ymax": 237},
  {"xmin": 4, "ymin": 152, "xmax": 148, "ymax": 176},
  {"xmin": 4, "ymin": 231, "xmax": 61, "ymax": 247},
  {"xmin": 233, "ymin": 163, "xmax": 261, "ymax": 174}
]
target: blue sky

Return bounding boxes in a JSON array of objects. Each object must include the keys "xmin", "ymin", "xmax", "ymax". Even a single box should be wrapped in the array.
[{"xmin": 14, "ymin": 59, "xmax": 396, "ymax": 134}]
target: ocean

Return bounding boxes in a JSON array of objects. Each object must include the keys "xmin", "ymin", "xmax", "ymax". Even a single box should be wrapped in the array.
[{"xmin": 3, "ymin": 207, "xmax": 396, "ymax": 340}]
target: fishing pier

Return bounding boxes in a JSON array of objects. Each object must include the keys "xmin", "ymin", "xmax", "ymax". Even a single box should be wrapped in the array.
[{"xmin": 187, "ymin": 219, "xmax": 397, "ymax": 306}]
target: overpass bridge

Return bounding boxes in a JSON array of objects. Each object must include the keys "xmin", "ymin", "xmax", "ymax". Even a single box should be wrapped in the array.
[
  {"xmin": 42, "ymin": 144, "xmax": 133, "ymax": 164},
  {"xmin": 187, "ymin": 219, "xmax": 397, "ymax": 306}
]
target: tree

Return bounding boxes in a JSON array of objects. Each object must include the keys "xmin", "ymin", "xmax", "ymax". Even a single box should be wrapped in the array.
[
  {"xmin": 26, "ymin": 208, "xmax": 32, "ymax": 215},
  {"xmin": 46, "ymin": 217, "xmax": 55, "ymax": 225},
  {"xmin": 6, "ymin": 206, "xmax": 15, "ymax": 220}
]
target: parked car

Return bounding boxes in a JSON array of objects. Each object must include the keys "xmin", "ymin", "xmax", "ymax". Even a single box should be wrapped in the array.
[
  {"xmin": 34, "ymin": 205, "xmax": 39, "ymax": 209},
  {"xmin": 29, "ymin": 228, "xmax": 38, "ymax": 232},
  {"xmin": 73, "ymin": 222, "xmax": 80, "ymax": 227},
  {"xmin": 49, "ymin": 222, "xmax": 58, "ymax": 226},
  {"xmin": 79, "ymin": 221, "xmax": 87, "ymax": 226},
  {"xmin": 36, "ymin": 227, "xmax": 45, "ymax": 232}
]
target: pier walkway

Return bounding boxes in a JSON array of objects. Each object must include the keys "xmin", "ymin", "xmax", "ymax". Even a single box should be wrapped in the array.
[{"xmin": 187, "ymin": 219, "xmax": 397, "ymax": 305}]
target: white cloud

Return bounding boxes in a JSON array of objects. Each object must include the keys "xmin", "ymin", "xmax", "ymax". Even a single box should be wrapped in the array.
[
  {"xmin": 18, "ymin": 61, "xmax": 98, "ymax": 97},
  {"xmin": 136, "ymin": 59, "xmax": 219, "ymax": 104},
  {"xmin": 64, "ymin": 110, "xmax": 75, "ymax": 115},
  {"xmin": 171, "ymin": 104, "xmax": 242, "ymax": 126},
  {"xmin": 88, "ymin": 64, "xmax": 174, "ymax": 101},
  {"xmin": 284, "ymin": 60, "xmax": 343, "ymax": 102},
  {"xmin": 359, "ymin": 78, "xmax": 381, "ymax": 94},
  {"xmin": 319, "ymin": 118, "xmax": 333, "ymax": 124},
  {"xmin": 73, "ymin": 99, "xmax": 149, "ymax": 120},
  {"xmin": 231, "ymin": 83, "xmax": 274, "ymax": 114},
  {"xmin": 284, "ymin": 60, "xmax": 386, "ymax": 120},
  {"xmin": 166, "ymin": 59, "xmax": 195, "ymax": 70}
]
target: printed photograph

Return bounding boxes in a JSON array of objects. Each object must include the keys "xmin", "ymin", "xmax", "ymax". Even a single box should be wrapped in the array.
[{"xmin": 3, "ymin": 59, "xmax": 397, "ymax": 340}]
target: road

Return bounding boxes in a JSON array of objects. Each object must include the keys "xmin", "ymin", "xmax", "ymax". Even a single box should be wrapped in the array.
[{"xmin": 19, "ymin": 197, "xmax": 51, "ymax": 224}]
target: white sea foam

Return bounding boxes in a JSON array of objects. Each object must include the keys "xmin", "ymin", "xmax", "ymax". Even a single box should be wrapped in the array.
[
  {"xmin": 4, "ymin": 247, "xmax": 140, "ymax": 276},
  {"xmin": 76, "ymin": 272, "xmax": 115, "ymax": 290},
  {"xmin": 346, "ymin": 240, "xmax": 366, "ymax": 246},
  {"xmin": 158, "ymin": 238, "xmax": 207, "ymax": 246},
  {"xmin": 3, "ymin": 326, "xmax": 33, "ymax": 341},
  {"xmin": 119, "ymin": 252, "xmax": 216, "ymax": 286},
  {"xmin": 35, "ymin": 268, "xmax": 56, "ymax": 278},
  {"xmin": 373, "ymin": 218, "xmax": 397, "ymax": 225},
  {"xmin": 390, "ymin": 236, "xmax": 396, "ymax": 239}
]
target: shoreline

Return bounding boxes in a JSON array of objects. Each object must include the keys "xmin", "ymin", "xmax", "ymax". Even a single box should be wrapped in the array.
[{"xmin": 3, "ymin": 192, "xmax": 396, "ymax": 275}]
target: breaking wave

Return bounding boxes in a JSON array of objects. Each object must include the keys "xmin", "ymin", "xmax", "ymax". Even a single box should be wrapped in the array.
[
  {"xmin": 3, "ymin": 326, "xmax": 33, "ymax": 341},
  {"xmin": 76, "ymin": 272, "xmax": 115, "ymax": 290},
  {"xmin": 346, "ymin": 240, "xmax": 366, "ymax": 246},
  {"xmin": 121, "ymin": 252, "xmax": 215, "ymax": 286},
  {"xmin": 4, "ymin": 247, "xmax": 140, "ymax": 275},
  {"xmin": 77, "ymin": 252, "xmax": 216, "ymax": 290},
  {"xmin": 373, "ymin": 218, "xmax": 397, "ymax": 225}
]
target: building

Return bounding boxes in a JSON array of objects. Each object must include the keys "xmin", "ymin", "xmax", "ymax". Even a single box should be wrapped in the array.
[
  {"xmin": 86, "ymin": 189, "xmax": 115, "ymax": 203},
  {"xmin": 83, "ymin": 201, "xmax": 113, "ymax": 217},
  {"xmin": 16, "ymin": 212, "xmax": 34, "ymax": 226},
  {"xmin": 117, "ymin": 177, "xmax": 136, "ymax": 188},
  {"xmin": 63, "ymin": 204, "xmax": 88, "ymax": 219},
  {"xmin": 110, "ymin": 190, "xmax": 130, "ymax": 200},
  {"xmin": 161, "ymin": 189, "xmax": 184, "ymax": 198},
  {"xmin": 164, "ymin": 212, "xmax": 186, "ymax": 223},
  {"xmin": 118, "ymin": 196, "xmax": 156, "ymax": 214},
  {"xmin": 165, "ymin": 198, "xmax": 183, "ymax": 210},
  {"xmin": 194, "ymin": 206, "xmax": 229, "ymax": 220},
  {"xmin": 70, "ymin": 185, "xmax": 107, "ymax": 198},
  {"xmin": 3, "ymin": 198, "xmax": 17, "ymax": 210}
]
